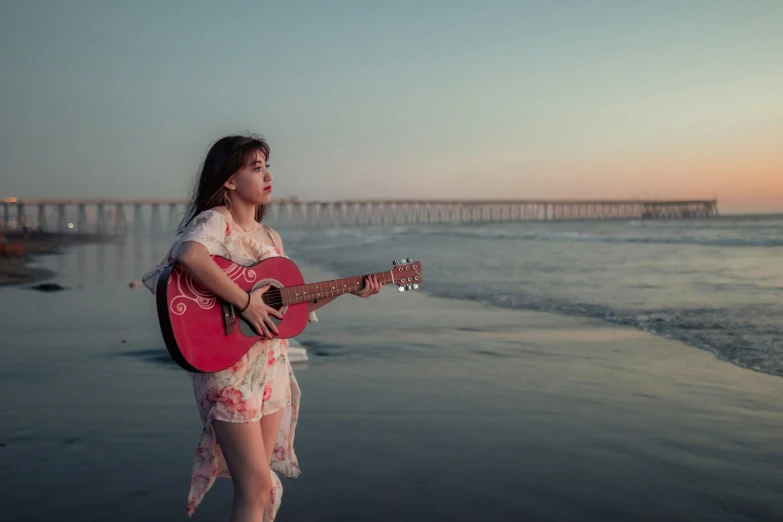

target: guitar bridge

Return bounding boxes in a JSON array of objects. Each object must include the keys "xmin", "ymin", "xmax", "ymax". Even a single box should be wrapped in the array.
[{"xmin": 221, "ymin": 301, "xmax": 237, "ymax": 336}]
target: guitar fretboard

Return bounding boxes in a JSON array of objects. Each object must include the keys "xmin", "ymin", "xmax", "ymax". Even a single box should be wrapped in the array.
[{"xmin": 280, "ymin": 271, "xmax": 394, "ymax": 306}]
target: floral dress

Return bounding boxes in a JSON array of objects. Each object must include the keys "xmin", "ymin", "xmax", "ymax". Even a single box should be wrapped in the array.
[{"xmin": 141, "ymin": 209, "xmax": 315, "ymax": 520}]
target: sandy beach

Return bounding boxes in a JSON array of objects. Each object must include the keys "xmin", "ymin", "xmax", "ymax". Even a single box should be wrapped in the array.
[{"xmin": 0, "ymin": 248, "xmax": 781, "ymax": 521}]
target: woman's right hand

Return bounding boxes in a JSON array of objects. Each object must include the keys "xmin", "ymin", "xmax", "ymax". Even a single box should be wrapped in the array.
[{"xmin": 240, "ymin": 285, "xmax": 284, "ymax": 338}]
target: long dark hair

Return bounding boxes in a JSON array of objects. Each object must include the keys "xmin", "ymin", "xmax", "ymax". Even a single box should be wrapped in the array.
[{"xmin": 179, "ymin": 134, "xmax": 271, "ymax": 233}]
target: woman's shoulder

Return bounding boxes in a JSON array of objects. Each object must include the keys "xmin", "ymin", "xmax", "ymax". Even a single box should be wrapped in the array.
[
  {"xmin": 188, "ymin": 207, "xmax": 232, "ymax": 228},
  {"xmin": 179, "ymin": 207, "xmax": 234, "ymax": 245},
  {"xmin": 198, "ymin": 206, "xmax": 232, "ymax": 221},
  {"xmin": 263, "ymin": 224, "xmax": 284, "ymax": 246},
  {"xmin": 209, "ymin": 206, "xmax": 232, "ymax": 219}
]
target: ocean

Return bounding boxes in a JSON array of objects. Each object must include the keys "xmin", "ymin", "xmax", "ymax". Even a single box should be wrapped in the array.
[{"xmin": 281, "ymin": 214, "xmax": 783, "ymax": 377}]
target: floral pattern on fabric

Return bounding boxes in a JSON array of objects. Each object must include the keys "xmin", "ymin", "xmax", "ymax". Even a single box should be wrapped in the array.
[{"xmin": 142, "ymin": 209, "xmax": 312, "ymax": 519}]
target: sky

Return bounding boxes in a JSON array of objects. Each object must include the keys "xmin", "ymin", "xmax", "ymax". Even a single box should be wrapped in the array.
[{"xmin": 1, "ymin": 0, "xmax": 781, "ymax": 214}]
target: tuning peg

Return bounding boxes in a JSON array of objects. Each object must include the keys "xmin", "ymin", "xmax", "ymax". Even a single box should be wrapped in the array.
[
  {"xmin": 405, "ymin": 258, "xmax": 412, "ymax": 263},
  {"xmin": 412, "ymin": 284, "xmax": 418, "ymax": 290},
  {"xmin": 392, "ymin": 260, "xmax": 398, "ymax": 266},
  {"xmin": 398, "ymin": 286, "xmax": 405, "ymax": 292}
]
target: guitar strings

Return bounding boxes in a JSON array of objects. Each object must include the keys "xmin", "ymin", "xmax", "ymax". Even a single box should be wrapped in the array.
[{"xmin": 244, "ymin": 275, "xmax": 394, "ymax": 310}]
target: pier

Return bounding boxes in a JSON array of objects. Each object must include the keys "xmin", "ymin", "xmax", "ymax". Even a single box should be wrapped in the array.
[{"xmin": 1, "ymin": 198, "xmax": 719, "ymax": 235}]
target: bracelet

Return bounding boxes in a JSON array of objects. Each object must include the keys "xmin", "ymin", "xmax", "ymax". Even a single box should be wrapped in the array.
[{"xmin": 238, "ymin": 291, "xmax": 251, "ymax": 313}]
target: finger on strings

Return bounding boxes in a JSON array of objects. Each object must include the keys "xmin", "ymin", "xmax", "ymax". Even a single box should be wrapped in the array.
[{"xmin": 267, "ymin": 308, "xmax": 282, "ymax": 320}]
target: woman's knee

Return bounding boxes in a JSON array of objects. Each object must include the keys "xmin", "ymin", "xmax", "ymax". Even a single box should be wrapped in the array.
[{"xmin": 235, "ymin": 469, "xmax": 273, "ymax": 508}]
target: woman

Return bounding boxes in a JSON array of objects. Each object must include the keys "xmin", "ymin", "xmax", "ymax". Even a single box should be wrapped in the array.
[{"xmin": 142, "ymin": 134, "xmax": 381, "ymax": 521}]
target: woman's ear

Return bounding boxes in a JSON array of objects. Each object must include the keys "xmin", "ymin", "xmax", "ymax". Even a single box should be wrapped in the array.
[{"xmin": 223, "ymin": 176, "xmax": 237, "ymax": 191}]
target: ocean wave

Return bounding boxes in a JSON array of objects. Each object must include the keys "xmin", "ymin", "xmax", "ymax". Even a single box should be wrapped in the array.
[
  {"xmin": 421, "ymin": 286, "xmax": 783, "ymax": 378},
  {"xmin": 290, "ymin": 250, "xmax": 783, "ymax": 377},
  {"xmin": 286, "ymin": 218, "xmax": 783, "ymax": 378},
  {"xmin": 319, "ymin": 227, "xmax": 391, "ymax": 245},
  {"xmin": 410, "ymin": 227, "xmax": 783, "ymax": 248},
  {"xmin": 284, "ymin": 217, "xmax": 783, "ymax": 248}
]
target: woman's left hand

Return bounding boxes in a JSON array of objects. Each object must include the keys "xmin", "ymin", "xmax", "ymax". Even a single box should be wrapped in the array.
[{"xmin": 352, "ymin": 274, "xmax": 382, "ymax": 298}]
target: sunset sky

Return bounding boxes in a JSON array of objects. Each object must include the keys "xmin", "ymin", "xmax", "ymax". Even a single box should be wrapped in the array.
[{"xmin": 1, "ymin": 1, "xmax": 781, "ymax": 214}]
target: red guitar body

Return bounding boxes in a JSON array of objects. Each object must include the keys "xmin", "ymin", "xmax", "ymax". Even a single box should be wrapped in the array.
[
  {"xmin": 155, "ymin": 255, "xmax": 422, "ymax": 373},
  {"xmin": 156, "ymin": 256, "xmax": 308, "ymax": 373}
]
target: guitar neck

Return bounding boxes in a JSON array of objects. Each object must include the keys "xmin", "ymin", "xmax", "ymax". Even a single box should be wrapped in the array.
[{"xmin": 280, "ymin": 271, "xmax": 394, "ymax": 306}]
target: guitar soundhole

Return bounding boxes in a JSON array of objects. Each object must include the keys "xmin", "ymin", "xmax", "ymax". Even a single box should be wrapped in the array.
[
  {"xmin": 262, "ymin": 287, "xmax": 283, "ymax": 312},
  {"xmin": 237, "ymin": 280, "xmax": 288, "ymax": 337}
]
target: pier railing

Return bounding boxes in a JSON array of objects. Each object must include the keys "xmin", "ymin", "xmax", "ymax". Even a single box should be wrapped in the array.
[{"xmin": 1, "ymin": 198, "xmax": 719, "ymax": 234}]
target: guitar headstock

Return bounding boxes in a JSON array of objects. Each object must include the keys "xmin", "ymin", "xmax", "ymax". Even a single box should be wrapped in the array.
[{"xmin": 391, "ymin": 258, "xmax": 423, "ymax": 292}]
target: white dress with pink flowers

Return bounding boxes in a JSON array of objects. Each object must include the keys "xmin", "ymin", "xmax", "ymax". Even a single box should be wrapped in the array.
[{"xmin": 142, "ymin": 209, "xmax": 314, "ymax": 520}]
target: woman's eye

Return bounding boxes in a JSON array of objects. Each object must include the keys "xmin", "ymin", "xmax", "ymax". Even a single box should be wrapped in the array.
[{"xmin": 266, "ymin": 164, "xmax": 271, "ymax": 168}]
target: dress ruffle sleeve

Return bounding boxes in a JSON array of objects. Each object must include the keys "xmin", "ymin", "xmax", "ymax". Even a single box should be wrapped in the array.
[{"xmin": 141, "ymin": 210, "xmax": 229, "ymax": 294}]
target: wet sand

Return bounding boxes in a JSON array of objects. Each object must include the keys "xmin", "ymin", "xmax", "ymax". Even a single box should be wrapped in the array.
[
  {"xmin": 0, "ymin": 259, "xmax": 781, "ymax": 521},
  {"xmin": 0, "ymin": 231, "xmax": 114, "ymax": 286}
]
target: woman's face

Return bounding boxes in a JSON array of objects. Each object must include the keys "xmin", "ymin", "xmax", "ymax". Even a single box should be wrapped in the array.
[{"xmin": 226, "ymin": 149, "xmax": 273, "ymax": 205}]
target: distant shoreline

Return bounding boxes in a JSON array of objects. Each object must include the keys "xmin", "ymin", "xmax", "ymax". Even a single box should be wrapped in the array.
[{"xmin": 0, "ymin": 231, "xmax": 116, "ymax": 287}]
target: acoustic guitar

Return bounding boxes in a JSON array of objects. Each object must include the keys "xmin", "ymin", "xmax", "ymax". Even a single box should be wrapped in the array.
[{"xmin": 155, "ymin": 256, "xmax": 423, "ymax": 372}]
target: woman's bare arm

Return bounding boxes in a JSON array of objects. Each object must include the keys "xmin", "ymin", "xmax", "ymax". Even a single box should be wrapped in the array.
[{"xmin": 177, "ymin": 241, "xmax": 249, "ymax": 309}]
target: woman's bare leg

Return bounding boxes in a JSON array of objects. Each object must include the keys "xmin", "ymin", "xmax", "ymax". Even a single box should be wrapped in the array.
[
  {"xmin": 213, "ymin": 420, "xmax": 272, "ymax": 522},
  {"xmin": 260, "ymin": 409, "xmax": 285, "ymax": 520},
  {"xmin": 260, "ymin": 409, "xmax": 283, "ymax": 463}
]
